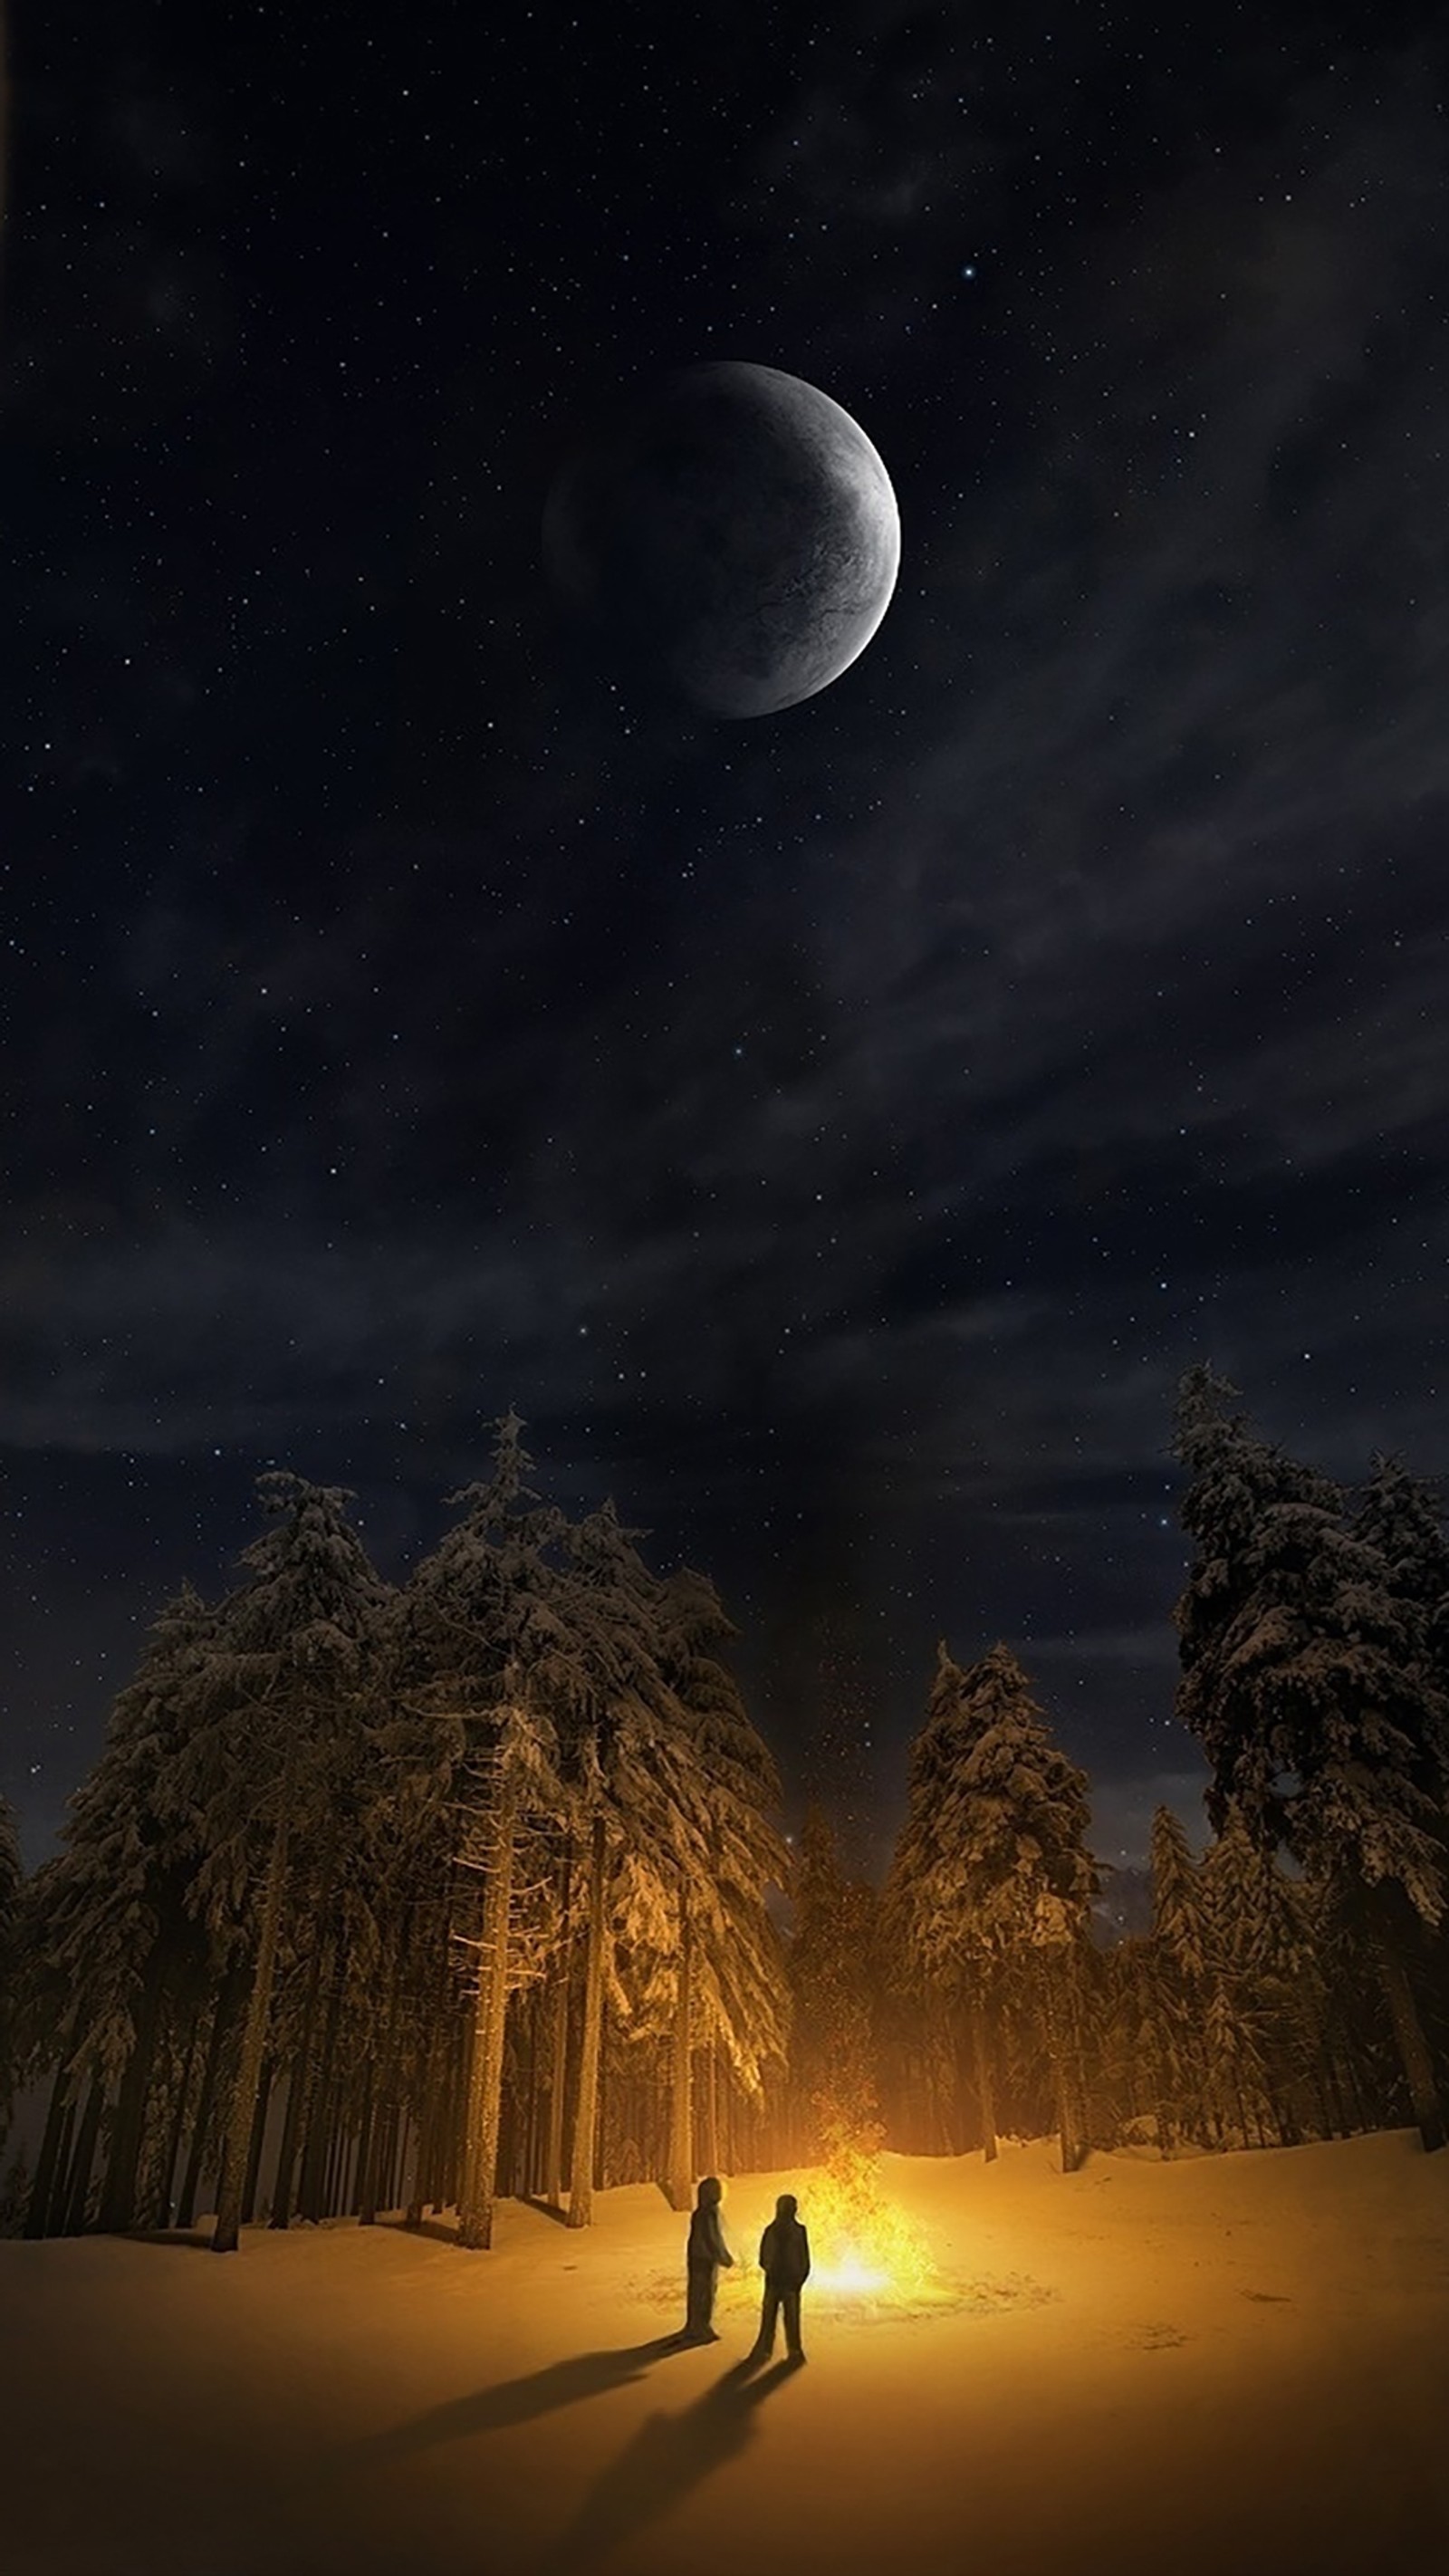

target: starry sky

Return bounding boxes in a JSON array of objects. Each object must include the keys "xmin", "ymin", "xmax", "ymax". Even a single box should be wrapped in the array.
[{"xmin": 5, "ymin": 0, "xmax": 1449, "ymax": 1884}]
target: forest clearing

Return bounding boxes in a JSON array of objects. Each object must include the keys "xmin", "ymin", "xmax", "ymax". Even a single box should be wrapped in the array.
[{"xmin": 4, "ymin": 2131, "xmax": 1446, "ymax": 2576}]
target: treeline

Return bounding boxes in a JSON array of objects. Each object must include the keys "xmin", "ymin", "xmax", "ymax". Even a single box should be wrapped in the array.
[
  {"xmin": 792, "ymin": 1672, "xmax": 1437, "ymax": 2175},
  {"xmin": 787, "ymin": 1366, "xmax": 1449, "ymax": 2170},
  {"xmin": 0, "ymin": 1418, "xmax": 791, "ymax": 2251},
  {"xmin": 2, "ymin": 1366, "xmax": 1446, "ymax": 2247}
]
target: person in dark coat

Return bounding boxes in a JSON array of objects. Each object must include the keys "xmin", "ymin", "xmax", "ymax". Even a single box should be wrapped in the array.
[
  {"xmin": 680, "ymin": 2174, "xmax": 734, "ymax": 2342},
  {"xmin": 751, "ymin": 2191, "xmax": 811, "ymax": 2362}
]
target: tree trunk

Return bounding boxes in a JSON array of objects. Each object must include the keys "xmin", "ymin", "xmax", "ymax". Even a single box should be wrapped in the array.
[
  {"xmin": 360, "ymin": 1913, "xmax": 410, "ymax": 2224},
  {"xmin": 1339, "ymin": 2013, "xmax": 1376, "ymax": 2133},
  {"xmin": 325, "ymin": 2105, "xmax": 348, "ymax": 2216},
  {"xmin": 1366, "ymin": 1891, "xmax": 1446, "ymax": 2152},
  {"xmin": 666, "ymin": 1894, "xmax": 694, "ymax": 2209},
  {"xmin": 98, "ymin": 1946, "xmax": 169, "ymax": 2233},
  {"xmin": 380, "ymin": 2101, "xmax": 401, "ymax": 2205},
  {"xmin": 594, "ymin": 2038, "xmax": 608, "ymax": 2192},
  {"xmin": 566, "ymin": 1812, "xmax": 608, "ymax": 2230},
  {"xmin": 430, "ymin": 1961, "xmax": 456, "ymax": 2211},
  {"xmin": 335, "ymin": 2114, "xmax": 356, "ymax": 2218},
  {"xmin": 1318, "ymin": 2042, "xmax": 1348, "ymax": 2140},
  {"xmin": 457, "ymin": 1759, "xmax": 519, "ymax": 2249},
  {"xmin": 62, "ymin": 2075, "xmax": 107, "ymax": 2234},
  {"xmin": 707, "ymin": 2043, "xmax": 721, "ymax": 2176},
  {"xmin": 972, "ymin": 1996, "xmax": 999, "ymax": 2163},
  {"xmin": 155, "ymin": 2000, "xmax": 204, "ymax": 2227},
  {"xmin": 433, "ymin": 2015, "xmax": 461, "ymax": 2215},
  {"xmin": 299, "ymin": 1942, "xmax": 349, "ymax": 2221},
  {"xmin": 422, "ymin": 2025, "xmax": 449, "ymax": 2214},
  {"xmin": 271, "ymin": 1923, "xmax": 331, "ymax": 2228},
  {"xmin": 176, "ymin": 1964, "xmax": 244, "ymax": 2230},
  {"xmin": 1042, "ymin": 1956, "xmax": 1085, "ymax": 2174},
  {"xmin": 1267, "ymin": 2074, "xmax": 1299, "ymax": 2148},
  {"xmin": 1153, "ymin": 2004, "xmax": 1179, "ymax": 2156},
  {"xmin": 270, "ymin": 2080, "xmax": 306, "ymax": 2228},
  {"xmin": 212, "ymin": 1801, "xmax": 291, "ymax": 2254},
  {"xmin": 400, "ymin": 2089, "xmax": 422, "ymax": 2226},
  {"xmin": 321, "ymin": 2072, "xmax": 351, "ymax": 2216},
  {"xmin": 24, "ymin": 2062, "xmax": 73, "ymax": 2239},
  {"xmin": 355, "ymin": 2086, "xmax": 379, "ymax": 2221},
  {"xmin": 545, "ymin": 1853, "xmax": 573, "ymax": 2206},
  {"xmin": 48, "ymin": 2095, "xmax": 81, "ymax": 2231},
  {"xmin": 241, "ymin": 2054, "xmax": 274, "ymax": 2223},
  {"xmin": 446, "ymin": 2001, "xmax": 474, "ymax": 2212},
  {"xmin": 518, "ymin": 1985, "xmax": 541, "ymax": 2197},
  {"xmin": 404, "ymin": 1912, "xmax": 452, "ymax": 2225}
]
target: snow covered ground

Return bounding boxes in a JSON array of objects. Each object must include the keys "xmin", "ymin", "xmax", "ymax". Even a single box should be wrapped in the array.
[{"xmin": 4, "ymin": 2130, "xmax": 1447, "ymax": 2576}]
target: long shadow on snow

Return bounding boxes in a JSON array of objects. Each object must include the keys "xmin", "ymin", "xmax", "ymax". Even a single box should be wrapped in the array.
[
  {"xmin": 378, "ymin": 2212, "xmax": 461, "ymax": 2244},
  {"xmin": 353, "ymin": 2338, "xmax": 691, "ymax": 2458},
  {"xmin": 119, "ymin": 2228, "xmax": 217, "ymax": 2252},
  {"xmin": 533, "ymin": 2357, "xmax": 803, "ymax": 2573}
]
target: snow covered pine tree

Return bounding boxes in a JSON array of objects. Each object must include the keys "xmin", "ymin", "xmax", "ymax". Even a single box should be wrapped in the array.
[
  {"xmin": 1173, "ymin": 1367, "xmax": 1449, "ymax": 2152},
  {"xmin": 888, "ymin": 1643, "xmax": 1099, "ymax": 2171}
]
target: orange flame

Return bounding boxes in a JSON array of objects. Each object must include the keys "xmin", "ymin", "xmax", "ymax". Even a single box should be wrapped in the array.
[{"xmin": 795, "ymin": 2145, "xmax": 937, "ymax": 2304}]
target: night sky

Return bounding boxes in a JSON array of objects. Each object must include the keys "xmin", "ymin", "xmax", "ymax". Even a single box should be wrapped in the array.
[{"xmin": 5, "ymin": 0, "xmax": 1449, "ymax": 1883}]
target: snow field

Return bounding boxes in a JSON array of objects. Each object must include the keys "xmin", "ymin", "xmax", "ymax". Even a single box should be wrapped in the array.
[{"xmin": 2, "ymin": 2129, "xmax": 1446, "ymax": 2576}]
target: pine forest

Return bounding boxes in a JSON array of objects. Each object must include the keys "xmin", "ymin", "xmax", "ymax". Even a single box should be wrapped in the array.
[{"xmin": 4, "ymin": 1372, "xmax": 1447, "ymax": 2254}]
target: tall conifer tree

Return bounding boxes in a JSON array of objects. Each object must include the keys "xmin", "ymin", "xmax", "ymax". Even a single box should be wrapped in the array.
[
  {"xmin": 887, "ymin": 1642, "xmax": 1099, "ymax": 2169},
  {"xmin": 396, "ymin": 1416, "xmax": 564, "ymax": 2251},
  {"xmin": 1147, "ymin": 1803, "xmax": 1210, "ymax": 2148},
  {"xmin": 1173, "ymin": 1366, "xmax": 1448, "ymax": 2149},
  {"xmin": 553, "ymin": 1504, "xmax": 732, "ymax": 2225},
  {"xmin": 886, "ymin": 1645, "xmax": 1001, "ymax": 2155},
  {"xmin": 659, "ymin": 1567, "xmax": 790, "ymax": 2121},
  {"xmin": 184, "ymin": 1476, "xmax": 389, "ymax": 2254},
  {"xmin": 19, "ymin": 1584, "xmax": 218, "ymax": 2234}
]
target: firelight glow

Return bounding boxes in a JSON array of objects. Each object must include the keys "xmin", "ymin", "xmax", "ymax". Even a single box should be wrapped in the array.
[
  {"xmin": 793, "ymin": 2152, "xmax": 942, "ymax": 2308},
  {"xmin": 815, "ymin": 2251, "xmax": 891, "ymax": 2295}
]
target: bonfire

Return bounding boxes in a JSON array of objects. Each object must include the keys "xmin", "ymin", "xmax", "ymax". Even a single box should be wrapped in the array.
[{"xmin": 793, "ymin": 2140, "xmax": 943, "ymax": 2312}]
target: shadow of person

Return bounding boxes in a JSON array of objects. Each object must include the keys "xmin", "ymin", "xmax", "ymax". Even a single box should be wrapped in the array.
[
  {"xmin": 125, "ymin": 2229, "xmax": 219, "ymax": 2253},
  {"xmin": 350, "ymin": 2339, "xmax": 690, "ymax": 2465},
  {"xmin": 535, "ymin": 2358, "xmax": 801, "ymax": 2572}
]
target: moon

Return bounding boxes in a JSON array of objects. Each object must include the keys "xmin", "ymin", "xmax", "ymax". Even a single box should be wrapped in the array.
[{"xmin": 543, "ymin": 361, "xmax": 900, "ymax": 718}]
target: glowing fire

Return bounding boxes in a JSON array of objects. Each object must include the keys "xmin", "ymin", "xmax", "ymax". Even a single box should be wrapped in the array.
[
  {"xmin": 815, "ymin": 2250, "xmax": 890, "ymax": 2295},
  {"xmin": 796, "ymin": 2147, "xmax": 939, "ymax": 2308}
]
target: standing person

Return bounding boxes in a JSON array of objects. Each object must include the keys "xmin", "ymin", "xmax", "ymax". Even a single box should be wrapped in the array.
[
  {"xmin": 752, "ymin": 2191, "xmax": 811, "ymax": 2363},
  {"xmin": 680, "ymin": 2174, "xmax": 734, "ymax": 2342}
]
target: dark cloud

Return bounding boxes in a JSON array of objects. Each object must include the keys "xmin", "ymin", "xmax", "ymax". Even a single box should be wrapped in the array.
[{"xmin": 6, "ymin": 5, "xmax": 1449, "ymax": 1868}]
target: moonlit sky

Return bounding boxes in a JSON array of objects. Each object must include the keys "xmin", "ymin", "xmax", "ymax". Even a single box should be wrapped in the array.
[{"xmin": 5, "ymin": 0, "xmax": 1449, "ymax": 1881}]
